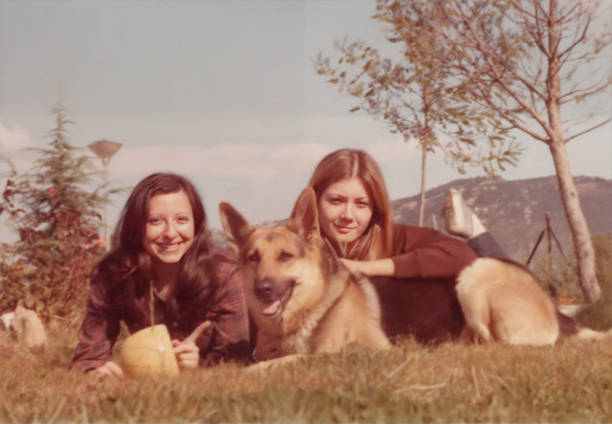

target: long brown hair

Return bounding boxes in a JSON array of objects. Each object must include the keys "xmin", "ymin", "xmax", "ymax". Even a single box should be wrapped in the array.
[{"xmin": 308, "ymin": 149, "xmax": 393, "ymax": 260}]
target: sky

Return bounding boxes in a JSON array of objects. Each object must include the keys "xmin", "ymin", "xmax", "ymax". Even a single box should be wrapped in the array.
[{"xmin": 1, "ymin": 0, "xmax": 610, "ymax": 238}]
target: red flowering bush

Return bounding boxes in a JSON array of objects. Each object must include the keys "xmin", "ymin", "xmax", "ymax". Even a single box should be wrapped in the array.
[{"xmin": 0, "ymin": 105, "xmax": 114, "ymax": 322}]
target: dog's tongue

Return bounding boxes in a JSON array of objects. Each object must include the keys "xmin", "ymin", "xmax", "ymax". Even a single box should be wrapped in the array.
[{"xmin": 262, "ymin": 300, "xmax": 281, "ymax": 316}]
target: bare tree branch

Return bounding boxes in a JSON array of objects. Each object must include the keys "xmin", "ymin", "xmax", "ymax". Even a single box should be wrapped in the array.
[
  {"xmin": 565, "ymin": 117, "xmax": 612, "ymax": 143},
  {"xmin": 560, "ymin": 78, "xmax": 611, "ymax": 104}
]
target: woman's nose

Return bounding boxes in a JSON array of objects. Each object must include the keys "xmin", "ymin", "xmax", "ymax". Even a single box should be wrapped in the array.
[
  {"xmin": 162, "ymin": 222, "xmax": 178, "ymax": 238},
  {"xmin": 339, "ymin": 204, "xmax": 354, "ymax": 220}
]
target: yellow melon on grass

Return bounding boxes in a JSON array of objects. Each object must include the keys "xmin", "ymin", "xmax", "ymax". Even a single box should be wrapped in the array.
[{"xmin": 118, "ymin": 324, "xmax": 179, "ymax": 377}]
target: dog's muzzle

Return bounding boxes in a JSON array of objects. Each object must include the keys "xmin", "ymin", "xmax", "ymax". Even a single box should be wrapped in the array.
[{"xmin": 253, "ymin": 278, "xmax": 295, "ymax": 317}]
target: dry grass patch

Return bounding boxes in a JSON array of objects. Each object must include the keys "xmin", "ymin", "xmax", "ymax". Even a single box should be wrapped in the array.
[{"xmin": 1, "ymin": 328, "xmax": 611, "ymax": 422}]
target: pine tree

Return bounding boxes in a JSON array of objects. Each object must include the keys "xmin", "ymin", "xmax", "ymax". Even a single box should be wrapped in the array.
[{"xmin": 0, "ymin": 104, "xmax": 111, "ymax": 321}]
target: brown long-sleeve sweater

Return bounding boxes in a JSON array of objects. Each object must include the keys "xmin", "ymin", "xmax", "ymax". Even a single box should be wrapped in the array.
[{"xmin": 390, "ymin": 223, "xmax": 477, "ymax": 279}]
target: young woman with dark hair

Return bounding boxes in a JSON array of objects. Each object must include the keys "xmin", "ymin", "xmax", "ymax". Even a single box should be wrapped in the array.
[{"xmin": 71, "ymin": 173, "xmax": 250, "ymax": 377}]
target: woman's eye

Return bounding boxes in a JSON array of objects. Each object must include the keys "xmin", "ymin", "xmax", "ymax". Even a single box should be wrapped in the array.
[
  {"xmin": 147, "ymin": 217, "xmax": 161, "ymax": 225},
  {"xmin": 177, "ymin": 216, "xmax": 190, "ymax": 224},
  {"xmin": 278, "ymin": 250, "xmax": 293, "ymax": 262}
]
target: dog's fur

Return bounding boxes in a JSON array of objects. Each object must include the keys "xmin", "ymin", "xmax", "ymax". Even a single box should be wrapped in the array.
[
  {"xmin": 456, "ymin": 258, "xmax": 559, "ymax": 345},
  {"xmin": 456, "ymin": 257, "xmax": 611, "ymax": 345},
  {"xmin": 219, "ymin": 188, "xmax": 390, "ymax": 364}
]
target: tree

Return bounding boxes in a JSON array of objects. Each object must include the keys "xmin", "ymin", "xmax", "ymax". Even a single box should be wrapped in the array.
[
  {"xmin": 368, "ymin": 0, "xmax": 610, "ymax": 301},
  {"xmin": 316, "ymin": 16, "xmax": 522, "ymax": 226},
  {"xmin": 0, "ymin": 104, "xmax": 112, "ymax": 320}
]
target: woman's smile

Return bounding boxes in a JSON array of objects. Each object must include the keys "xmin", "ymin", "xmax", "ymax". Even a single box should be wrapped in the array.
[
  {"xmin": 157, "ymin": 242, "xmax": 184, "ymax": 252},
  {"xmin": 334, "ymin": 224, "xmax": 358, "ymax": 233}
]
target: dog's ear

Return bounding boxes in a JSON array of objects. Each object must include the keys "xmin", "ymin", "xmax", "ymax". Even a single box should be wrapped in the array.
[
  {"xmin": 219, "ymin": 202, "xmax": 253, "ymax": 254},
  {"xmin": 287, "ymin": 187, "xmax": 320, "ymax": 240}
]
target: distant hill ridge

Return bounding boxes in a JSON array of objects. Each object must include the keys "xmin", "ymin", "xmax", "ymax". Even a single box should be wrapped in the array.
[
  {"xmin": 210, "ymin": 175, "xmax": 612, "ymax": 262},
  {"xmin": 391, "ymin": 175, "xmax": 612, "ymax": 261}
]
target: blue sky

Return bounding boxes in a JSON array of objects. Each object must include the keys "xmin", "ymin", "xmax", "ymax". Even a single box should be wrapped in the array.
[{"xmin": 1, "ymin": 0, "xmax": 610, "ymax": 235}]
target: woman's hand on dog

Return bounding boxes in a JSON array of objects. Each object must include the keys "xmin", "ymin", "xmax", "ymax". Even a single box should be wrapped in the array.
[{"xmin": 340, "ymin": 258, "xmax": 395, "ymax": 277}]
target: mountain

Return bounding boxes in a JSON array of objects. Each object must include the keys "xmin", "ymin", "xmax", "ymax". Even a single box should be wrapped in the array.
[
  {"xmin": 210, "ymin": 175, "xmax": 612, "ymax": 263},
  {"xmin": 391, "ymin": 175, "xmax": 612, "ymax": 262}
]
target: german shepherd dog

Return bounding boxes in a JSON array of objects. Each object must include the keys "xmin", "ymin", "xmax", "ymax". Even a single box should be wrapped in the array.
[
  {"xmin": 221, "ymin": 189, "xmax": 609, "ymax": 362},
  {"xmin": 219, "ymin": 188, "xmax": 391, "ymax": 365}
]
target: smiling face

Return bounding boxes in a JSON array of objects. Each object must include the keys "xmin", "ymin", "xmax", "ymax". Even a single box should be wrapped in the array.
[
  {"xmin": 317, "ymin": 177, "xmax": 373, "ymax": 246},
  {"xmin": 142, "ymin": 189, "xmax": 195, "ymax": 269},
  {"xmin": 239, "ymin": 228, "xmax": 325, "ymax": 333}
]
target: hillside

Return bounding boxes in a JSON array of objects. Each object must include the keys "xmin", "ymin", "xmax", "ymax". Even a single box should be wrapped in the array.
[{"xmin": 391, "ymin": 175, "xmax": 612, "ymax": 261}]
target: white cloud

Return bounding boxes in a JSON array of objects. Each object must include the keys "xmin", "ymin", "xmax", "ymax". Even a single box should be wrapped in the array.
[
  {"xmin": 108, "ymin": 142, "xmax": 337, "ymax": 181},
  {"xmin": 0, "ymin": 123, "xmax": 31, "ymax": 155},
  {"xmin": 363, "ymin": 139, "xmax": 419, "ymax": 166},
  {"xmin": 108, "ymin": 140, "xmax": 420, "ymax": 180}
]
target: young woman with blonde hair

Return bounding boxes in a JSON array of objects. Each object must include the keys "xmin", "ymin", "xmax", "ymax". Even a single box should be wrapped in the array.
[
  {"xmin": 309, "ymin": 148, "xmax": 484, "ymax": 341},
  {"xmin": 309, "ymin": 148, "xmax": 476, "ymax": 281},
  {"xmin": 308, "ymin": 148, "xmax": 580, "ymax": 341}
]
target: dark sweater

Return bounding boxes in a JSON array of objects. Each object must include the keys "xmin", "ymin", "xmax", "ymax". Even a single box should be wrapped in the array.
[{"xmin": 71, "ymin": 246, "xmax": 250, "ymax": 372}]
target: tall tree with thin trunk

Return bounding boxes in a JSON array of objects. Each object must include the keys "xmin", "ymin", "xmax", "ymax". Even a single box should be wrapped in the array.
[
  {"xmin": 373, "ymin": 0, "xmax": 610, "ymax": 301},
  {"xmin": 316, "ymin": 23, "xmax": 522, "ymax": 227}
]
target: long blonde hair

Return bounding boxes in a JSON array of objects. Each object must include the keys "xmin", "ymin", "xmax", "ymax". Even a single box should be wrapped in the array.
[{"xmin": 308, "ymin": 149, "xmax": 393, "ymax": 260}]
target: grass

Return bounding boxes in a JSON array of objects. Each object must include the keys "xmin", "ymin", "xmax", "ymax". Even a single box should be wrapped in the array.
[
  {"xmin": 2, "ymin": 234, "xmax": 611, "ymax": 422},
  {"xmin": 1, "ymin": 325, "xmax": 611, "ymax": 423}
]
